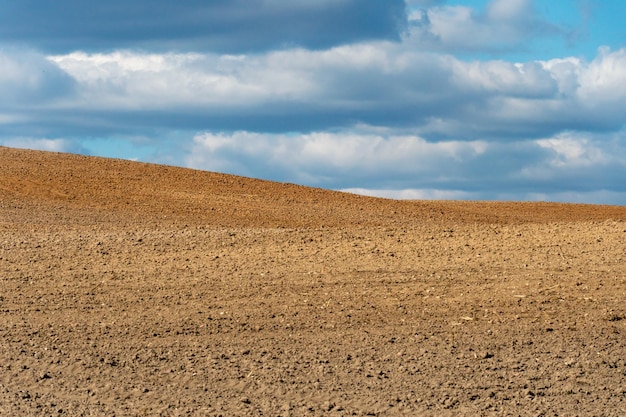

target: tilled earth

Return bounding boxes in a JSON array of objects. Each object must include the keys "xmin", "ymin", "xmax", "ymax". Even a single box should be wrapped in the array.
[{"xmin": 1, "ymin": 146, "xmax": 625, "ymax": 416}]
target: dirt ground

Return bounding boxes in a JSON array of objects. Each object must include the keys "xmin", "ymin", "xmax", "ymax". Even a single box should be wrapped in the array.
[{"xmin": 1, "ymin": 146, "xmax": 625, "ymax": 416}]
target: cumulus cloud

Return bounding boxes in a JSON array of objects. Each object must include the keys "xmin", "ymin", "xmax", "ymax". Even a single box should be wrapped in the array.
[
  {"xmin": 537, "ymin": 134, "xmax": 607, "ymax": 168},
  {"xmin": 184, "ymin": 127, "xmax": 626, "ymax": 203},
  {"xmin": 44, "ymin": 45, "xmax": 626, "ymax": 139},
  {"xmin": 406, "ymin": 0, "xmax": 565, "ymax": 53},
  {"xmin": 576, "ymin": 47, "xmax": 626, "ymax": 104},
  {"xmin": 187, "ymin": 130, "xmax": 488, "ymax": 188},
  {"xmin": 48, "ymin": 51, "xmax": 316, "ymax": 109}
]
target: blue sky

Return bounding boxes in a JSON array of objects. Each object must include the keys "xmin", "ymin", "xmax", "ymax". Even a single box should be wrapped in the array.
[{"xmin": 1, "ymin": 0, "xmax": 626, "ymax": 204}]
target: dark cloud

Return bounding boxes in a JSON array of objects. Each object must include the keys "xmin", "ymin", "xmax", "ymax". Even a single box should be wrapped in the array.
[
  {"xmin": 0, "ymin": 50, "xmax": 75, "ymax": 105},
  {"xmin": 0, "ymin": 0, "xmax": 407, "ymax": 53}
]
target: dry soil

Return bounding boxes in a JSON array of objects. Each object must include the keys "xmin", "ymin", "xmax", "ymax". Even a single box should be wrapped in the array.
[{"xmin": 1, "ymin": 146, "xmax": 625, "ymax": 416}]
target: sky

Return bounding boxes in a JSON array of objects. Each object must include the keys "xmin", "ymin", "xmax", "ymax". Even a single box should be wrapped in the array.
[{"xmin": 1, "ymin": 0, "xmax": 626, "ymax": 205}]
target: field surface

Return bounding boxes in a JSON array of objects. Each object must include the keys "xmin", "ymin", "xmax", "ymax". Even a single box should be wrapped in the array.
[{"xmin": 1, "ymin": 146, "xmax": 625, "ymax": 416}]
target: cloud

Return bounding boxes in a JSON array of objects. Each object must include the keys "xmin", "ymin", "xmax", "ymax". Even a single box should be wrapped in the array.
[
  {"xmin": 183, "ymin": 127, "xmax": 626, "ymax": 204},
  {"xmin": 406, "ymin": 0, "xmax": 446, "ymax": 6},
  {"xmin": 340, "ymin": 188, "xmax": 473, "ymax": 200},
  {"xmin": 0, "ymin": 34, "xmax": 623, "ymax": 149},
  {"xmin": 527, "ymin": 131, "xmax": 626, "ymax": 190},
  {"xmin": 536, "ymin": 134, "xmax": 607, "ymax": 168},
  {"xmin": 0, "ymin": 0, "xmax": 407, "ymax": 53},
  {"xmin": 406, "ymin": 0, "xmax": 566, "ymax": 53},
  {"xmin": 187, "ymin": 130, "xmax": 488, "ymax": 188},
  {"xmin": 48, "ymin": 51, "xmax": 317, "ymax": 109},
  {"xmin": 42, "ymin": 45, "xmax": 626, "ymax": 140},
  {"xmin": 0, "ymin": 49, "xmax": 78, "ymax": 140},
  {"xmin": 0, "ymin": 49, "xmax": 75, "ymax": 106},
  {"xmin": 1, "ymin": 1, "xmax": 625, "ymax": 205},
  {"xmin": 577, "ymin": 47, "xmax": 626, "ymax": 104},
  {"xmin": 343, "ymin": 188, "xmax": 626, "ymax": 205},
  {"xmin": 0, "ymin": 137, "xmax": 85, "ymax": 153}
]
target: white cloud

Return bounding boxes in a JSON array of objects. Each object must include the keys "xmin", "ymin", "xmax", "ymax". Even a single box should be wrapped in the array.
[
  {"xmin": 538, "ymin": 57, "xmax": 582, "ymax": 97},
  {"xmin": 0, "ymin": 137, "xmax": 82, "ymax": 153},
  {"xmin": 486, "ymin": 0, "xmax": 533, "ymax": 21},
  {"xmin": 536, "ymin": 133, "xmax": 608, "ymax": 168},
  {"xmin": 187, "ymin": 130, "xmax": 488, "ymax": 186},
  {"xmin": 42, "ymin": 43, "xmax": 626, "ymax": 139},
  {"xmin": 180, "ymin": 125, "xmax": 626, "ymax": 205},
  {"xmin": 451, "ymin": 60, "xmax": 558, "ymax": 98},
  {"xmin": 576, "ymin": 47, "xmax": 626, "ymax": 103},
  {"xmin": 343, "ymin": 187, "xmax": 626, "ymax": 205},
  {"xmin": 406, "ymin": 0, "xmax": 560, "ymax": 52},
  {"xmin": 340, "ymin": 188, "xmax": 473, "ymax": 200},
  {"xmin": 48, "ymin": 51, "xmax": 293, "ymax": 109}
]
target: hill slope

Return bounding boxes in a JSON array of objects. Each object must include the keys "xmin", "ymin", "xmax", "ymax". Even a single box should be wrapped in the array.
[
  {"xmin": 1, "ymin": 146, "xmax": 625, "ymax": 416},
  {"xmin": 1, "ymin": 146, "xmax": 625, "ymax": 229}
]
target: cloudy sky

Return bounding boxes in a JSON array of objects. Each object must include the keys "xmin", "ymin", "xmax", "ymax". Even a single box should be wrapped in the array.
[{"xmin": 1, "ymin": 0, "xmax": 626, "ymax": 204}]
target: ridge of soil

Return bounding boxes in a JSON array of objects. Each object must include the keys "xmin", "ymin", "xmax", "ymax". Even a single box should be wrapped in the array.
[{"xmin": 1, "ymin": 146, "xmax": 625, "ymax": 416}]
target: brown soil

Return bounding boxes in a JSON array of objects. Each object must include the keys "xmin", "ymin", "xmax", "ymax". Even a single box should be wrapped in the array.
[{"xmin": 1, "ymin": 146, "xmax": 625, "ymax": 416}]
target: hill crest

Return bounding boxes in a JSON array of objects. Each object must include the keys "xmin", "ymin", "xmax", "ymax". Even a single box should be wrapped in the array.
[{"xmin": 1, "ymin": 146, "xmax": 624, "ymax": 227}]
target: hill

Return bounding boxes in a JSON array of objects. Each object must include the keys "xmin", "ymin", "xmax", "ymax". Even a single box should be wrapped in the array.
[
  {"xmin": 1, "ymin": 146, "xmax": 625, "ymax": 415},
  {"xmin": 2, "ymin": 146, "xmax": 625, "ymax": 228}
]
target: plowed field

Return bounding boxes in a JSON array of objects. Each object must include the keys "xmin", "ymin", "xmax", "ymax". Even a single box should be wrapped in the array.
[{"xmin": 1, "ymin": 146, "xmax": 625, "ymax": 416}]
